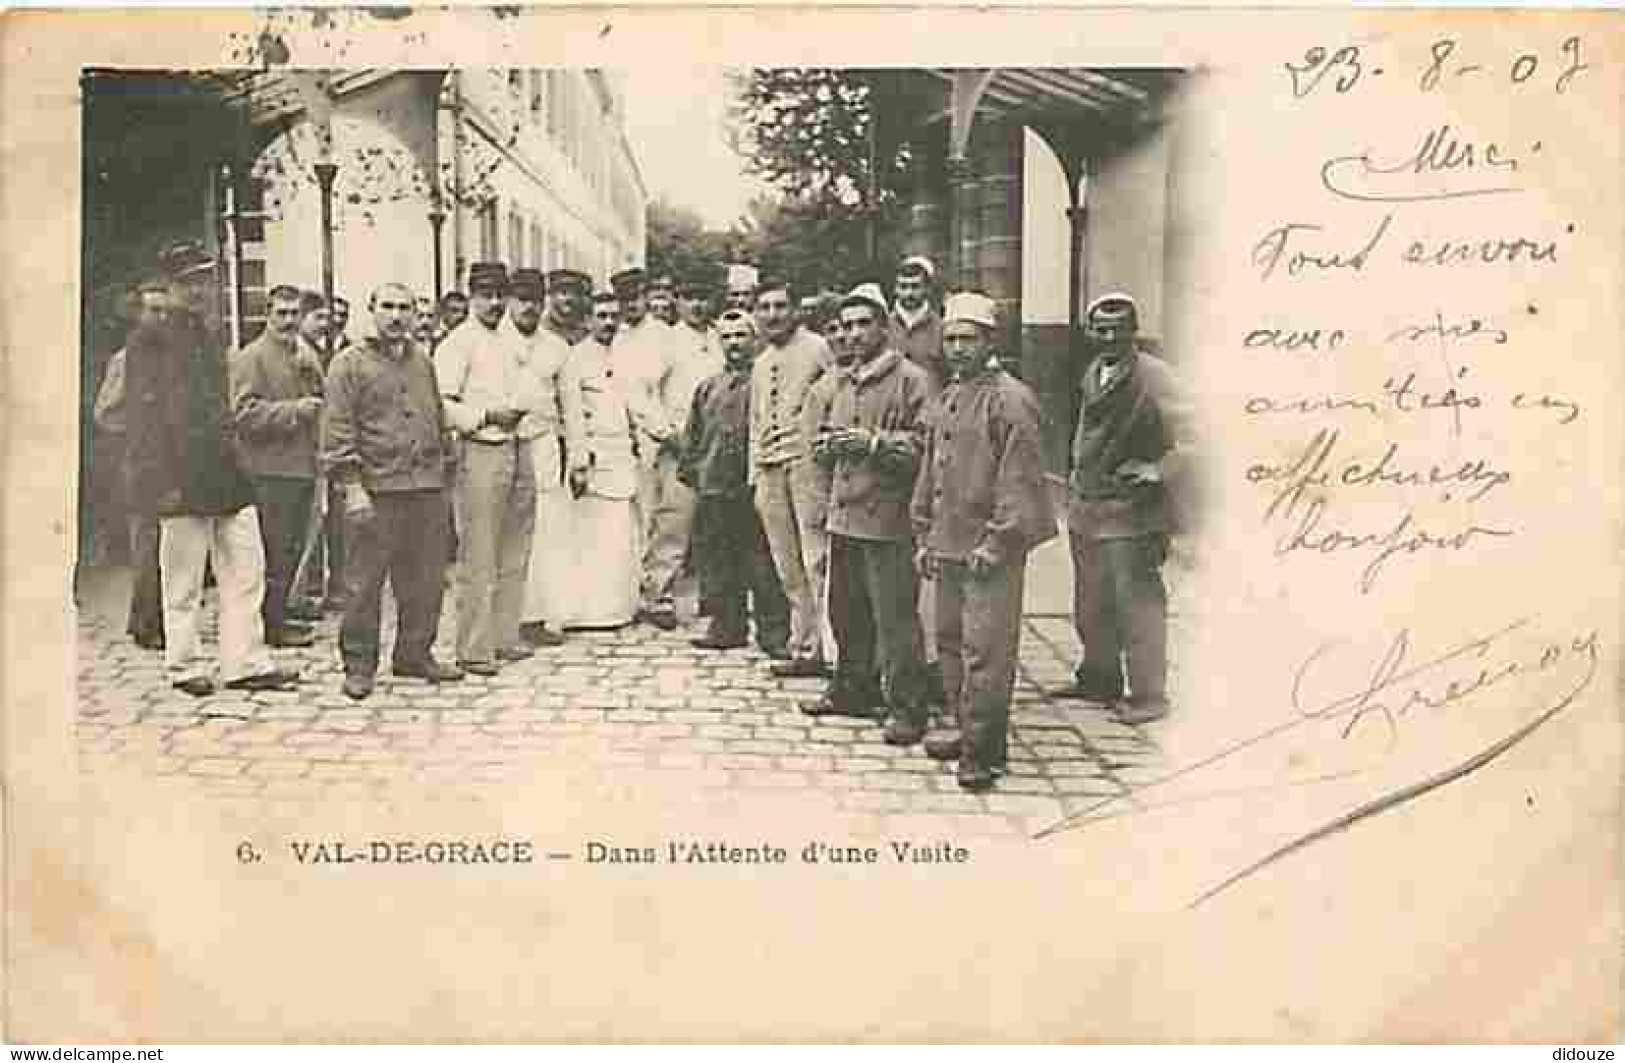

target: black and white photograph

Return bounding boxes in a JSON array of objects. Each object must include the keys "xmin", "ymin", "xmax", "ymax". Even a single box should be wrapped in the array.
[
  {"xmin": 74, "ymin": 62, "xmax": 1196, "ymax": 805},
  {"xmin": 6, "ymin": 5, "xmax": 1620, "ymax": 1043}
]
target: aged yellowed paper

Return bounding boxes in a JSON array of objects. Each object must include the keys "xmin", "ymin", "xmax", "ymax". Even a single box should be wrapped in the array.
[{"xmin": 2, "ymin": 5, "xmax": 1620, "ymax": 1042}]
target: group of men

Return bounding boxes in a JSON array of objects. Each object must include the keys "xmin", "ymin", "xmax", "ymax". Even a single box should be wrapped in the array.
[{"xmin": 98, "ymin": 240, "xmax": 1187, "ymax": 793}]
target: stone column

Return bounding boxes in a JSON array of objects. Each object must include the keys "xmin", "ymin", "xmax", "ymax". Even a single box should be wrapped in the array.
[
  {"xmin": 947, "ymin": 153, "xmax": 980, "ymax": 294},
  {"xmin": 903, "ymin": 126, "xmax": 949, "ymax": 271},
  {"xmin": 975, "ymin": 121, "xmax": 1024, "ymax": 369}
]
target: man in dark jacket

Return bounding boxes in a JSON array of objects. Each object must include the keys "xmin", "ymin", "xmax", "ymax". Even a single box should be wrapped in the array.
[
  {"xmin": 911, "ymin": 293, "xmax": 1057, "ymax": 790},
  {"xmin": 124, "ymin": 244, "xmax": 298, "ymax": 697},
  {"xmin": 807, "ymin": 283, "xmax": 933, "ymax": 745},
  {"xmin": 1056, "ymin": 292, "xmax": 1189, "ymax": 725},
  {"xmin": 230, "ymin": 284, "xmax": 323, "ymax": 648},
  {"xmin": 679, "ymin": 310, "xmax": 790, "ymax": 654},
  {"xmin": 322, "ymin": 282, "xmax": 463, "ymax": 700}
]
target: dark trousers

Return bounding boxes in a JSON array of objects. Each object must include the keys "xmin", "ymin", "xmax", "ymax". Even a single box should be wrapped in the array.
[
  {"xmin": 693, "ymin": 493, "xmax": 789, "ymax": 650},
  {"xmin": 252, "ymin": 476, "xmax": 315, "ymax": 636},
  {"xmin": 1069, "ymin": 532, "xmax": 1168, "ymax": 703},
  {"xmin": 126, "ymin": 510, "xmax": 163, "ymax": 642},
  {"xmin": 828, "ymin": 533, "xmax": 926, "ymax": 721},
  {"xmin": 340, "ymin": 490, "xmax": 450, "ymax": 678},
  {"xmin": 937, "ymin": 559, "xmax": 1026, "ymax": 770}
]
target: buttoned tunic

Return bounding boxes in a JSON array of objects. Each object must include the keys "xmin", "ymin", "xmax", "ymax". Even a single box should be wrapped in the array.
[
  {"xmin": 568, "ymin": 339, "xmax": 639, "ymax": 501},
  {"xmin": 821, "ymin": 350, "xmax": 932, "ymax": 542},
  {"xmin": 910, "ymin": 368, "xmax": 1056, "ymax": 565},
  {"xmin": 750, "ymin": 326, "xmax": 834, "ymax": 475},
  {"xmin": 321, "ymin": 337, "xmax": 451, "ymax": 494}
]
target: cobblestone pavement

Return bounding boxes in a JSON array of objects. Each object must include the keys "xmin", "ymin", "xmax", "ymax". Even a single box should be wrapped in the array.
[{"xmin": 74, "ymin": 541, "xmax": 1192, "ymax": 839}]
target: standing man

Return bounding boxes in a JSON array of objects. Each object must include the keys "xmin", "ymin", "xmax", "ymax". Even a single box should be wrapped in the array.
[
  {"xmin": 674, "ymin": 274, "xmax": 720, "ymax": 362},
  {"xmin": 543, "ymin": 268, "xmax": 592, "ymax": 346},
  {"xmin": 912, "ymin": 293, "xmax": 1056, "ymax": 791},
  {"xmin": 563, "ymin": 291, "xmax": 641, "ymax": 628},
  {"xmin": 888, "ymin": 255, "xmax": 946, "ymax": 392},
  {"xmin": 1056, "ymin": 293, "xmax": 1188, "ymax": 725},
  {"xmin": 724, "ymin": 263, "xmax": 759, "ymax": 313},
  {"xmin": 94, "ymin": 282, "xmax": 168, "ymax": 650},
  {"xmin": 610, "ymin": 266, "xmax": 680, "ymax": 591},
  {"xmin": 229, "ymin": 283, "xmax": 323, "ymax": 649},
  {"xmin": 889, "ymin": 254, "xmax": 948, "ymax": 705},
  {"xmin": 298, "ymin": 292, "xmax": 332, "ymax": 366},
  {"xmin": 508, "ymin": 267, "xmax": 589, "ymax": 648},
  {"xmin": 329, "ymin": 294, "xmax": 354, "ymax": 352},
  {"xmin": 435, "ymin": 290, "xmax": 469, "ymax": 348},
  {"xmin": 124, "ymin": 243, "xmax": 297, "ymax": 697},
  {"xmin": 627, "ymin": 270, "xmax": 723, "ymax": 630},
  {"xmin": 807, "ymin": 283, "xmax": 932, "ymax": 743},
  {"xmin": 435, "ymin": 261, "xmax": 536, "ymax": 675},
  {"xmin": 413, "ymin": 298, "xmax": 440, "ymax": 347},
  {"xmin": 322, "ymin": 283, "xmax": 462, "ymax": 700},
  {"xmin": 681, "ymin": 310, "xmax": 790, "ymax": 654},
  {"xmin": 783, "ymin": 296, "xmax": 858, "ymax": 678},
  {"xmin": 751, "ymin": 277, "xmax": 835, "ymax": 668},
  {"xmin": 287, "ymin": 290, "xmax": 344, "ymax": 618}
]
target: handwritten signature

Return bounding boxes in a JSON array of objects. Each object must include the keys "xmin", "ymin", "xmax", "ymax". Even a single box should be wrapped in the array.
[{"xmin": 1035, "ymin": 618, "xmax": 1601, "ymax": 907}]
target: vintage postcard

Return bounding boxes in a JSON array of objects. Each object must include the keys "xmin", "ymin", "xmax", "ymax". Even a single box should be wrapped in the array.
[{"xmin": 1, "ymin": 4, "xmax": 1619, "ymax": 1042}]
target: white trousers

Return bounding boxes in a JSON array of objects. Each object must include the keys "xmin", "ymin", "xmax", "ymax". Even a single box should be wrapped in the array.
[{"xmin": 159, "ymin": 508, "xmax": 274, "ymax": 684}]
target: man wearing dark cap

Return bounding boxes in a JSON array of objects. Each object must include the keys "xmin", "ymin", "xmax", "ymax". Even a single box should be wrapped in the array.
[
  {"xmin": 435, "ymin": 261, "xmax": 536, "ymax": 675},
  {"xmin": 1056, "ymin": 292, "xmax": 1190, "ymax": 725},
  {"xmin": 680, "ymin": 310, "xmax": 790, "ymax": 654},
  {"xmin": 912, "ymin": 292, "xmax": 1056, "ymax": 791},
  {"xmin": 125, "ymin": 243, "xmax": 298, "ymax": 696},
  {"xmin": 322, "ymin": 282, "xmax": 462, "ymax": 700},
  {"xmin": 807, "ymin": 282, "xmax": 931, "ymax": 743},
  {"xmin": 543, "ymin": 269, "xmax": 592, "ymax": 346},
  {"xmin": 229, "ymin": 283, "xmax": 323, "ymax": 649},
  {"xmin": 751, "ymin": 276, "xmax": 835, "ymax": 668},
  {"xmin": 509, "ymin": 267, "xmax": 589, "ymax": 647}
]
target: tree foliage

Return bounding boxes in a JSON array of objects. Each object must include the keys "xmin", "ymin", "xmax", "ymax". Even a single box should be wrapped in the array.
[
  {"xmin": 724, "ymin": 69, "xmax": 930, "ymax": 292},
  {"xmin": 645, "ymin": 198, "xmax": 742, "ymax": 288}
]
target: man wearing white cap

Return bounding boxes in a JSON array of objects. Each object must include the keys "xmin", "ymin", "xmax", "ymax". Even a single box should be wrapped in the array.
[
  {"xmin": 1055, "ymin": 292, "xmax": 1189, "ymax": 725},
  {"xmin": 888, "ymin": 255, "xmax": 945, "ymax": 394},
  {"xmin": 807, "ymin": 282, "xmax": 932, "ymax": 744},
  {"xmin": 724, "ymin": 263, "xmax": 759, "ymax": 314},
  {"xmin": 911, "ymin": 292, "xmax": 1056, "ymax": 790}
]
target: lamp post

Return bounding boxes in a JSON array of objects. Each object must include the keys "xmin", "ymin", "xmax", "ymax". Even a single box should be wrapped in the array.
[
  {"xmin": 429, "ymin": 197, "xmax": 447, "ymax": 302},
  {"xmin": 314, "ymin": 160, "xmax": 338, "ymax": 362}
]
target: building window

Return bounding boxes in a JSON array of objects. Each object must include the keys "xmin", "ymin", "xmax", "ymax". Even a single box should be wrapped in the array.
[
  {"xmin": 530, "ymin": 222, "xmax": 543, "ymax": 268},
  {"xmin": 508, "ymin": 212, "xmax": 525, "ymax": 266},
  {"xmin": 529, "ymin": 71, "xmax": 543, "ymax": 125},
  {"xmin": 479, "ymin": 202, "xmax": 499, "ymax": 262}
]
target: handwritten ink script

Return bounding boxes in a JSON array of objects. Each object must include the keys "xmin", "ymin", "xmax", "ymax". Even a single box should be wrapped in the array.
[
  {"xmin": 1033, "ymin": 27, "xmax": 1612, "ymax": 915},
  {"xmin": 1240, "ymin": 33, "xmax": 1592, "ymax": 592}
]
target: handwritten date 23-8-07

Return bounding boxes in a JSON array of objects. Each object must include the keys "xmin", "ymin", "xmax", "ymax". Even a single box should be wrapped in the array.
[{"xmin": 1285, "ymin": 36, "xmax": 1587, "ymax": 100}]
